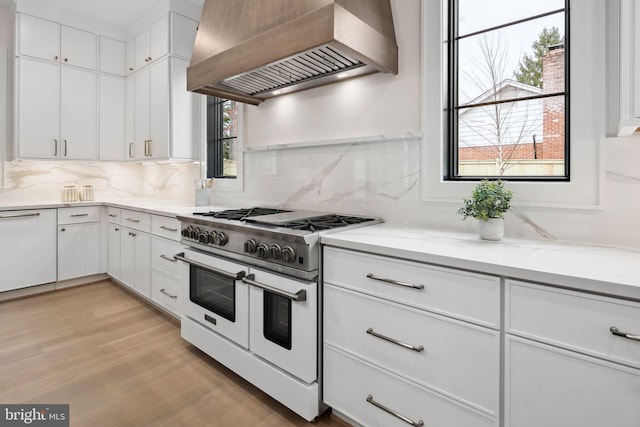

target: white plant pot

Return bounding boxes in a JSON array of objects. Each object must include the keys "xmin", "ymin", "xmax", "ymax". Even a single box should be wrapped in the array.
[{"xmin": 478, "ymin": 218, "xmax": 504, "ymax": 241}]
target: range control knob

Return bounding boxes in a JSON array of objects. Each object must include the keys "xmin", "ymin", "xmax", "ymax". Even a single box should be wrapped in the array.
[
  {"xmin": 256, "ymin": 244, "xmax": 270, "ymax": 259},
  {"xmin": 281, "ymin": 246, "xmax": 296, "ymax": 263},
  {"xmin": 270, "ymin": 244, "xmax": 282, "ymax": 260},
  {"xmin": 189, "ymin": 227, "xmax": 200, "ymax": 239},
  {"xmin": 181, "ymin": 227, "xmax": 190, "ymax": 238},
  {"xmin": 216, "ymin": 232, "xmax": 228, "ymax": 246},
  {"xmin": 198, "ymin": 232, "xmax": 209, "ymax": 244},
  {"xmin": 244, "ymin": 238, "xmax": 257, "ymax": 254}
]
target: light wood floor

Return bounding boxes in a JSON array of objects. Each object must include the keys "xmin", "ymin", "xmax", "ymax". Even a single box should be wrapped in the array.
[{"xmin": 0, "ymin": 281, "xmax": 346, "ymax": 427}]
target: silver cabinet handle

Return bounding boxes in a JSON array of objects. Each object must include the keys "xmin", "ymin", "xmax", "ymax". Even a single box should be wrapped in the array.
[
  {"xmin": 174, "ymin": 252, "xmax": 246, "ymax": 280},
  {"xmin": 610, "ymin": 326, "xmax": 640, "ymax": 342},
  {"xmin": 64, "ymin": 139, "xmax": 68, "ymax": 157},
  {"xmin": 366, "ymin": 273, "xmax": 424, "ymax": 290},
  {"xmin": 160, "ymin": 225, "xmax": 178, "ymax": 232},
  {"xmin": 114, "ymin": 228, "xmax": 120, "ymax": 231},
  {"xmin": 160, "ymin": 288, "xmax": 178, "ymax": 299},
  {"xmin": 366, "ymin": 328, "xmax": 424, "ymax": 352},
  {"xmin": 128, "ymin": 232, "xmax": 137, "ymax": 237},
  {"xmin": 108, "ymin": 214, "xmax": 117, "ymax": 218},
  {"xmin": 366, "ymin": 395, "xmax": 424, "ymax": 427},
  {"xmin": 160, "ymin": 254, "xmax": 177, "ymax": 263},
  {"xmin": 126, "ymin": 218, "xmax": 140, "ymax": 223},
  {"xmin": 129, "ymin": 143, "xmax": 134, "ymax": 159},
  {"xmin": 242, "ymin": 274, "xmax": 307, "ymax": 302},
  {"xmin": 54, "ymin": 139, "xmax": 58, "ymax": 156},
  {"xmin": 70, "ymin": 213, "xmax": 89, "ymax": 217},
  {"xmin": 0, "ymin": 212, "xmax": 40, "ymax": 219}
]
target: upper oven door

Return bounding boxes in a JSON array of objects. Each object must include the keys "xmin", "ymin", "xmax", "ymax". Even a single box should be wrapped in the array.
[
  {"xmin": 178, "ymin": 248, "xmax": 250, "ymax": 349},
  {"xmin": 246, "ymin": 267, "xmax": 317, "ymax": 384}
]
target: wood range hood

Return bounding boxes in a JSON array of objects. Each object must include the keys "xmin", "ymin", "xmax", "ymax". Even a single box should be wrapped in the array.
[{"xmin": 187, "ymin": 0, "xmax": 398, "ymax": 105}]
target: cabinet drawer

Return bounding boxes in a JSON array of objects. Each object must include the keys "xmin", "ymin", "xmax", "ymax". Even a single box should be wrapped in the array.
[
  {"xmin": 324, "ymin": 345, "xmax": 497, "ymax": 427},
  {"xmin": 58, "ymin": 206, "xmax": 101, "ymax": 224},
  {"xmin": 324, "ymin": 284, "xmax": 499, "ymax": 415},
  {"xmin": 121, "ymin": 209, "xmax": 151, "ymax": 232},
  {"xmin": 151, "ymin": 268, "xmax": 180, "ymax": 315},
  {"xmin": 151, "ymin": 215, "xmax": 181, "ymax": 241},
  {"xmin": 150, "ymin": 237, "xmax": 183, "ymax": 278},
  {"xmin": 506, "ymin": 280, "xmax": 640, "ymax": 369},
  {"xmin": 106, "ymin": 207, "xmax": 121, "ymax": 223},
  {"xmin": 323, "ymin": 247, "xmax": 500, "ymax": 328}
]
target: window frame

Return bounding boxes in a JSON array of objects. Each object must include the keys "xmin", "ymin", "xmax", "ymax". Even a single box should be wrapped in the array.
[
  {"xmin": 421, "ymin": 0, "xmax": 604, "ymax": 209},
  {"xmin": 200, "ymin": 96, "xmax": 244, "ymax": 192}
]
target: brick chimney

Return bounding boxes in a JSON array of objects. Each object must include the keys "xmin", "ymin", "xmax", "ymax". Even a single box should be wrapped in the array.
[{"xmin": 542, "ymin": 44, "xmax": 565, "ymax": 160}]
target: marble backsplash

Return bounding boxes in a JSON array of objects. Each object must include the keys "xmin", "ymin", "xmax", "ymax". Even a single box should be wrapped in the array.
[{"xmin": 1, "ymin": 134, "xmax": 639, "ymax": 249}]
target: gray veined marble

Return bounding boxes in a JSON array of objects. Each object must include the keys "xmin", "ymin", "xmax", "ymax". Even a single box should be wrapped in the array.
[{"xmin": 510, "ymin": 207, "xmax": 557, "ymax": 240}]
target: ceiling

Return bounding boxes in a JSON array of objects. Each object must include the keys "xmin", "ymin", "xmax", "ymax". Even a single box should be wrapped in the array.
[{"xmin": 1, "ymin": 0, "xmax": 204, "ymax": 30}]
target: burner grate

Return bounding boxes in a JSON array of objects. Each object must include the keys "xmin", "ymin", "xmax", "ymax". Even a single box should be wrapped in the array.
[
  {"xmin": 280, "ymin": 215, "xmax": 376, "ymax": 232},
  {"xmin": 193, "ymin": 207, "xmax": 290, "ymax": 221}
]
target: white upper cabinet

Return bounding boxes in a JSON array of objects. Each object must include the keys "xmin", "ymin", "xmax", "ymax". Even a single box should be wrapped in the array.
[
  {"xmin": 99, "ymin": 74, "xmax": 126, "ymax": 160},
  {"xmin": 99, "ymin": 36, "xmax": 126, "ymax": 76},
  {"xmin": 133, "ymin": 14, "xmax": 169, "ymax": 73},
  {"xmin": 609, "ymin": 0, "xmax": 640, "ymax": 136},
  {"xmin": 18, "ymin": 13, "xmax": 96, "ymax": 70},
  {"xmin": 60, "ymin": 66, "xmax": 97, "ymax": 160},
  {"xmin": 171, "ymin": 13, "xmax": 198, "ymax": 60}
]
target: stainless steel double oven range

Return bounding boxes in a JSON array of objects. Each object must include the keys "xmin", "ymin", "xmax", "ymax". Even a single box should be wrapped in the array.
[{"xmin": 175, "ymin": 207, "xmax": 380, "ymax": 421}]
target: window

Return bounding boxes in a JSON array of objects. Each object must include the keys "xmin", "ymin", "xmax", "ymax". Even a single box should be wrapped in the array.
[
  {"xmin": 206, "ymin": 97, "xmax": 240, "ymax": 180},
  {"xmin": 447, "ymin": 0, "xmax": 568, "ymax": 180}
]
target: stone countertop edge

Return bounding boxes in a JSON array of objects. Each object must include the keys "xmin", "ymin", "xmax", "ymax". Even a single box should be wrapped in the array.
[{"xmin": 320, "ymin": 224, "xmax": 640, "ymax": 302}]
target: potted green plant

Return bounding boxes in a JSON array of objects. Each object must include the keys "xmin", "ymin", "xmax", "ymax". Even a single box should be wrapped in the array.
[{"xmin": 457, "ymin": 180, "xmax": 513, "ymax": 240}]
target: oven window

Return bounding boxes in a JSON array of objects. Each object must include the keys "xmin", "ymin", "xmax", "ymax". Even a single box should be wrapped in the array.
[
  {"xmin": 264, "ymin": 292, "xmax": 292, "ymax": 350},
  {"xmin": 190, "ymin": 266, "xmax": 236, "ymax": 322}
]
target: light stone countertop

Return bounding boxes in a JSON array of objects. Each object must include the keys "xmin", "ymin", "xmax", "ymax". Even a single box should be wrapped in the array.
[{"xmin": 320, "ymin": 224, "xmax": 640, "ymax": 301}]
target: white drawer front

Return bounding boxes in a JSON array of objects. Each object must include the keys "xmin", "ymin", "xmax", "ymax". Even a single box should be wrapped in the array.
[
  {"xmin": 121, "ymin": 209, "xmax": 151, "ymax": 232},
  {"xmin": 150, "ymin": 237, "xmax": 183, "ymax": 278},
  {"xmin": 506, "ymin": 280, "xmax": 640, "ymax": 369},
  {"xmin": 324, "ymin": 345, "xmax": 497, "ymax": 427},
  {"xmin": 151, "ymin": 215, "xmax": 181, "ymax": 241},
  {"xmin": 324, "ymin": 284, "xmax": 500, "ymax": 415},
  {"xmin": 323, "ymin": 247, "xmax": 500, "ymax": 328},
  {"xmin": 151, "ymin": 268, "xmax": 180, "ymax": 316},
  {"xmin": 58, "ymin": 206, "xmax": 101, "ymax": 224},
  {"xmin": 106, "ymin": 207, "xmax": 121, "ymax": 224}
]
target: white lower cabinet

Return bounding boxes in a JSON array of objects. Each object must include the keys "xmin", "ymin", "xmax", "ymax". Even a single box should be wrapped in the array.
[
  {"xmin": 107, "ymin": 223, "xmax": 121, "ymax": 279},
  {"xmin": 57, "ymin": 206, "xmax": 101, "ymax": 281},
  {"xmin": 150, "ymin": 269, "xmax": 180, "ymax": 316},
  {"xmin": 120, "ymin": 226, "xmax": 151, "ymax": 296},
  {"xmin": 150, "ymin": 235, "xmax": 183, "ymax": 317},
  {"xmin": 323, "ymin": 246, "xmax": 500, "ymax": 426},
  {"xmin": 0, "ymin": 209, "xmax": 57, "ymax": 292}
]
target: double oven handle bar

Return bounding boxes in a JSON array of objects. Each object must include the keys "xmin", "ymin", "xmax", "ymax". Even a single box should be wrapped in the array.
[{"xmin": 174, "ymin": 253, "xmax": 307, "ymax": 302}]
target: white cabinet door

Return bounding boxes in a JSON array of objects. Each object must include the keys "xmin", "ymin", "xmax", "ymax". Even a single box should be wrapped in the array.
[
  {"xmin": 120, "ymin": 228, "xmax": 135, "ymax": 288},
  {"xmin": 149, "ymin": 14, "xmax": 169, "ymax": 64},
  {"xmin": 99, "ymin": 74, "xmax": 125, "ymax": 161},
  {"xmin": 171, "ymin": 13, "xmax": 198, "ymax": 60},
  {"xmin": 134, "ymin": 231, "xmax": 151, "ymax": 297},
  {"xmin": 0, "ymin": 210, "xmax": 57, "ymax": 292},
  {"xmin": 170, "ymin": 57, "xmax": 200, "ymax": 159},
  {"xmin": 60, "ymin": 67, "xmax": 96, "ymax": 160},
  {"xmin": 58, "ymin": 222, "xmax": 101, "ymax": 281},
  {"xmin": 125, "ymin": 76, "xmax": 134, "ymax": 159},
  {"xmin": 18, "ymin": 58, "xmax": 60, "ymax": 159},
  {"xmin": 107, "ymin": 223, "xmax": 121, "ymax": 279},
  {"xmin": 99, "ymin": 36, "xmax": 125, "ymax": 76},
  {"xmin": 126, "ymin": 38, "xmax": 135, "ymax": 75},
  {"xmin": 149, "ymin": 58, "xmax": 170, "ymax": 159},
  {"xmin": 133, "ymin": 68, "xmax": 150, "ymax": 160},
  {"xmin": 60, "ymin": 25, "xmax": 96, "ymax": 70},
  {"xmin": 505, "ymin": 336, "xmax": 640, "ymax": 427},
  {"xmin": 134, "ymin": 27, "xmax": 151, "ymax": 72},
  {"xmin": 634, "ymin": 0, "xmax": 640, "ymax": 118},
  {"xmin": 18, "ymin": 14, "xmax": 60, "ymax": 62}
]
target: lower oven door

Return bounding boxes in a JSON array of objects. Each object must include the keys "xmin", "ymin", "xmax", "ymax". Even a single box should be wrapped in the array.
[
  {"xmin": 177, "ymin": 248, "xmax": 250, "ymax": 349},
  {"xmin": 246, "ymin": 267, "xmax": 317, "ymax": 383}
]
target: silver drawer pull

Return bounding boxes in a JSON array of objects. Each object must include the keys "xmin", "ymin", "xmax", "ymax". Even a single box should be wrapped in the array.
[
  {"xmin": 126, "ymin": 218, "xmax": 140, "ymax": 223},
  {"xmin": 0, "ymin": 212, "xmax": 41, "ymax": 219},
  {"xmin": 174, "ymin": 253, "xmax": 246, "ymax": 280},
  {"xmin": 160, "ymin": 225, "xmax": 178, "ymax": 232},
  {"xmin": 366, "ymin": 328, "xmax": 424, "ymax": 352},
  {"xmin": 610, "ymin": 326, "xmax": 640, "ymax": 342},
  {"xmin": 242, "ymin": 274, "xmax": 307, "ymax": 302},
  {"xmin": 108, "ymin": 214, "xmax": 117, "ymax": 218},
  {"xmin": 366, "ymin": 395, "xmax": 424, "ymax": 427},
  {"xmin": 160, "ymin": 289, "xmax": 178, "ymax": 299},
  {"xmin": 71, "ymin": 213, "xmax": 89, "ymax": 217},
  {"xmin": 160, "ymin": 254, "xmax": 177, "ymax": 263},
  {"xmin": 366, "ymin": 273, "xmax": 424, "ymax": 290}
]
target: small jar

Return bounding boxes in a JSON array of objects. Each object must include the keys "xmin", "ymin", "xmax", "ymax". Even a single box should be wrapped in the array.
[
  {"xmin": 79, "ymin": 185, "xmax": 94, "ymax": 201},
  {"xmin": 61, "ymin": 186, "xmax": 78, "ymax": 202}
]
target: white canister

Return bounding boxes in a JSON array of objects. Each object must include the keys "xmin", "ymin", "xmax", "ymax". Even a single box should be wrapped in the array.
[
  {"xmin": 79, "ymin": 185, "xmax": 94, "ymax": 201},
  {"xmin": 61, "ymin": 186, "xmax": 78, "ymax": 202}
]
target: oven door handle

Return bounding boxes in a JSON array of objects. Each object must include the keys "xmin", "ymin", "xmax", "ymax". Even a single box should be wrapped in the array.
[
  {"xmin": 174, "ymin": 253, "xmax": 246, "ymax": 280},
  {"xmin": 242, "ymin": 274, "xmax": 307, "ymax": 302}
]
